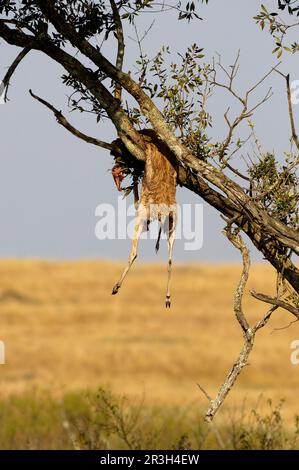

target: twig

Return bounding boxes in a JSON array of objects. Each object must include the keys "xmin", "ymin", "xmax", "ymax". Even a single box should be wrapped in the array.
[
  {"xmin": 29, "ymin": 89, "xmax": 114, "ymax": 151},
  {"xmin": 197, "ymin": 383, "xmax": 212, "ymax": 402},
  {"xmin": 110, "ymin": 0, "xmax": 125, "ymax": 101},
  {"xmin": 209, "ymin": 55, "xmax": 279, "ymax": 161},
  {"xmin": 251, "ymin": 290, "xmax": 299, "ymax": 319},
  {"xmin": 276, "ymin": 70, "xmax": 299, "ymax": 151},
  {"xmin": 196, "ymin": 384, "xmax": 226, "ymax": 449},
  {"xmin": 271, "ymin": 319, "xmax": 299, "ymax": 333}
]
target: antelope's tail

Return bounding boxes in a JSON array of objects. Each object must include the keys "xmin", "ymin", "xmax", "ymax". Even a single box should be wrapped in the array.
[
  {"xmin": 133, "ymin": 176, "xmax": 139, "ymax": 210},
  {"xmin": 155, "ymin": 226, "xmax": 162, "ymax": 254}
]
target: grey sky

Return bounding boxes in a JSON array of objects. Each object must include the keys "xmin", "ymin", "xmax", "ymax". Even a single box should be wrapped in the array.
[{"xmin": 0, "ymin": 0, "xmax": 297, "ymax": 262}]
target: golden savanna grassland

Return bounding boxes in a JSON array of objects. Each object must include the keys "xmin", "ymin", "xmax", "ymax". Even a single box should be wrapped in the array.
[{"xmin": 0, "ymin": 259, "xmax": 298, "ymax": 429}]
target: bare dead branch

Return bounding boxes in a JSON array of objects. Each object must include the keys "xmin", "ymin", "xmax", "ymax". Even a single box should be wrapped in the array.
[
  {"xmin": 29, "ymin": 89, "xmax": 114, "ymax": 151},
  {"xmin": 110, "ymin": 0, "xmax": 125, "ymax": 101},
  {"xmin": 224, "ymin": 163, "xmax": 250, "ymax": 183},
  {"xmin": 204, "ymin": 228, "xmax": 278, "ymax": 422},
  {"xmin": 197, "ymin": 383, "xmax": 212, "ymax": 402},
  {"xmin": 129, "ymin": 20, "xmax": 155, "ymax": 88},
  {"xmin": 218, "ymin": 87, "xmax": 272, "ymax": 161},
  {"xmin": 205, "ymin": 332, "xmax": 254, "ymax": 422},
  {"xmin": 204, "ymin": 228, "xmax": 252, "ymax": 421},
  {"xmin": 224, "ymin": 227, "xmax": 250, "ymax": 333},
  {"xmin": 251, "ymin": 290, "xmax": 299, "ymax": 319},
  {"xmin": 196, "ymin": 384, "xmax": 226, "ymax": 449},
  {"xmin": 1, "ymin": 47, "xmax": 30, "ymax": 102},
  {"xmin": 245, "ymin": 63, "xmax": 281, "ymax": 99},
  {"xmin": 209, "ymin": 56, "xmax": 279, "ymax": 162},
  {"xmin": 271, "ymin": 318, "xmax": 299, "ymax": 333},
  {"xmin": 276, "ymin": 70, "xmax": 299, "ymax": 152},
  {"xmin": 255, "ymin": 305, "xmax": 278, "ymax": 331},
  {"xmin": 212, "ymin": 51, "xmax": 244, "ymax": 105}
]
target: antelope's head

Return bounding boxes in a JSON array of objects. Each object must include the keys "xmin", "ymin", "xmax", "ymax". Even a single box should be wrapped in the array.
[{"xmin": 112, "ymin": 164, "xmax": 125, "ymax": 192}]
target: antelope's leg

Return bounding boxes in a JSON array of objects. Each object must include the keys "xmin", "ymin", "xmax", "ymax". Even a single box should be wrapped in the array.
[
  {"xmin": 165, "ymin": 213, "xmax": 176, "ymax": 308},
  {"xmin": 112, "ymin": 217, "xmax": 144, "ymax": 295}
]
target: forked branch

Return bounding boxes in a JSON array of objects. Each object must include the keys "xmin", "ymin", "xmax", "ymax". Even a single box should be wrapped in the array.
[
  {"xmin": 202, "ymin": 225, "xmax": 278, "ymax": 422},
  {"xmin": 209, "ymin": 55, "xmax": 279, "ymax": 163},
  {"xmin": 251, "ymin": 290, "xmax": 299, "ymax": 320}
]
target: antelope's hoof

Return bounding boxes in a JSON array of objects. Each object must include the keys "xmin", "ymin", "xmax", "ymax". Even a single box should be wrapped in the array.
[
  {"xmin": 165, "ymin": 296, "xmax": 171, "ymax": 308},
  {"xmin": 112, "ymin": 284, "xmax": 120, "ymax": 295}
]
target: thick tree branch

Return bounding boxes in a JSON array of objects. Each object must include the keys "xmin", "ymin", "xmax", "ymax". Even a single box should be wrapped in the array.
[
  {"xmin": 29, "ymin": 89, "xmax": 113, "ymax": 151},
  {"xmin": 177, "ymin": 167, "xmax": 299, "ymax": 294}
]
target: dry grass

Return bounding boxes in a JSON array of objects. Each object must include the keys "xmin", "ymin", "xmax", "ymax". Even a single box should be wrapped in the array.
[{"xmin": 0, "ymin": 259, "xmax": 298, "ymax": 426}]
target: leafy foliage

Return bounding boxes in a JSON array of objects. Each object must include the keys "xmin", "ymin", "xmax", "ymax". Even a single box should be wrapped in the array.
[
  {"xmin": 278, "ymin": 0, "xmax": 299, "ymax": 15},
  {"xmin": 255, "ymin": 2, "xmax": 299, "ymax": 55},
  {"xmin": 1, "ymin": 388, "xmax": 299, "ymax": 450},
  {"xmin": 249, "ymin": 152, "xmax": 299, "ymax": 227},
  {"xmin": 67, "ymin": 393, "xmax": 299, "ymax": 450},
  {"xmin": 121, "ymin": 0, "xmax": 208, "ymax": 23},
  {"xmin": 61, "ymin": 72, "xmax": 109, "ymax": 122},
  {"xmin": 0, "ymin": 0, "xmax": 209, "ymax": 127},
  {"xmin": 132, "ymin": 44, "xmax": 213, "ymax": 158},
  {"xmin": 0, "ymin": 0, "xmax": 112, "ymax": 44},
  {"xmin": 232, "ymin": 399, "xmax": 299, "ymax": 450}
]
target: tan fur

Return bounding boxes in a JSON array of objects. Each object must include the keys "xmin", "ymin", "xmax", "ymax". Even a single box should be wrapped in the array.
[
  {"xmin": 138, "ymin": 142, "xmax": 176, "ymax": 224},
  {"xmin": 141, "ymin": 142, "xmax": 176, "ymax": 208},
  {"xmin": 111, "ymin": 131, "xmax": 177, "ymax": 307}
]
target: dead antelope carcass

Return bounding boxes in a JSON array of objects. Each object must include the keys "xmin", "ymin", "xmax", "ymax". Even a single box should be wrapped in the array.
[{"xmin": 111, "ymin": 130, "xmax": 177, "ymax": 308}]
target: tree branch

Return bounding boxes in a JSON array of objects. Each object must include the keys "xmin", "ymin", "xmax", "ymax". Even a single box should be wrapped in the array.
[
  {"xmin": 209, "ymin": 55, "xmax": 278, "ymax": 161},
  {"xmin": 1, "ymin": 47, "xmax": 30, "ymax": 102},
  {"xmin": 276, "ymin": 70, "xmax": 299, "ymax": 151},
  {"xmin": 203, "ymin": 228, "xmax": 278, "ymax": 422},
  {"xmin": 251, "ymin": 290, "xmax": 299, "ymax": 319},
  {"xmin": 177, "ymin": 163, "xmax": 299, "ymax": 295},
  {"xmin": 110, "ymin": 0, "xmax": 125, "ymax": 101},
  {"xmin": 29, "ymin": 89, "xmax": 113, "ymax": 151},
  {"xmin": 224, "ymin": 226, "xmax": 250, "ymax": 333}
]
